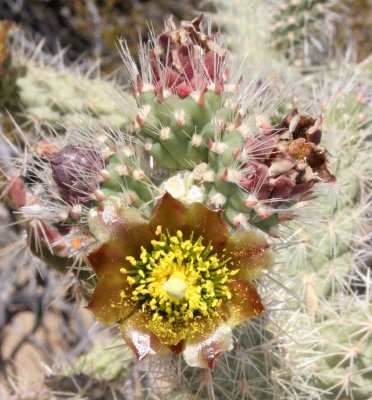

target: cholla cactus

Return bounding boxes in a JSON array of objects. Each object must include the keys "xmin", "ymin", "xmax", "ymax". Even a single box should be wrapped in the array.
[
  {"xmin": 0, "ymin": 27, "xmax": 128, "ymax": 132},
  {"xmin": 277, "ymin": 61, "xmax": 372, "ymax": 399},
  {"xmin": 211, "ymin": 0, "xmax": 340, "ymax": 67},
  {"xmin": 268, "ymin": 0, "xmax": 339, "ymax": 65},
  {"xmin": 2, "ymin": 13, "xmax": 338, "ymax": 398}
]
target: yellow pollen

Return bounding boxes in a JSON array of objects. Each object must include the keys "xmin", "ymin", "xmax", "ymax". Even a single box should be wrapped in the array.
[{"xmin": 123, "ymin": 227, "xmax": 238, "ymax": 328}]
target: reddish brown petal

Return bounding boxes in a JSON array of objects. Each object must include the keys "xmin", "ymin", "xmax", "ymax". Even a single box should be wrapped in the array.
[
  {"xmin": 168, "ymin": 340, "xmax": 185, "ymax": 355},
  {"xmin": 86, "ymin": 244, "xmax": 128, "ymax": 277},
  {"xmin": 87, "ymin": 273, "xmax": 136, "ymax": 324},
  {"xmin": 184, "ymin": 203, "xmax": 229, "ymax": 249},
  {"xmin": 224, "ymin": 231, "xmax": 274, "ymax": 281},
  {"xmin": 120, "ymin": 312, "xmax": 168, "ymax": 362},
  {"xmin": 164, "ymin": 67, "xmax": 183, "ymax": 88},
  {"xmin": 225, "ymin": 279, "xmax": 264, "ymax": 327},
  {"xmin": 149, "ymin": 192, "xmax": 187, "ymax": 236},
  {"xmin": 183, "ymin": 318, "xmax": 233, "ymax": 369},
  {"xmin": 88, "ymin": 199, "xmax": 154, "ymax": 254}
]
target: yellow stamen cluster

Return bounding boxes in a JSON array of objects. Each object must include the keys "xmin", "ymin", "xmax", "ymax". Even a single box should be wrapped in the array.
[{"xmin": 123, "ymin": 227, "xmax": 239, "ymax": 324}]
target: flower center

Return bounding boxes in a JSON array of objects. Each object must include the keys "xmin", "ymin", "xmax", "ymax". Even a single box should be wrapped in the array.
[
  {"xmin": 123, "ymin": 227, "xmax": 239, "ymax": 324},
  {"xmin": 162, "ymin": 275, "xmax": 187, "ymax": 299}
]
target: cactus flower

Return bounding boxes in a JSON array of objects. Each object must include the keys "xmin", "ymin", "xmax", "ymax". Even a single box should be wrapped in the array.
[{"xmin": 87, "ymin": 193, "xmax": 273, "ymax": 368}]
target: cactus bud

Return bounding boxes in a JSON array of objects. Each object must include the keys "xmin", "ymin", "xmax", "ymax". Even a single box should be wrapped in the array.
[{"xmin": 51, "ymin": 145, "xmax": 103, "ymax": 205}]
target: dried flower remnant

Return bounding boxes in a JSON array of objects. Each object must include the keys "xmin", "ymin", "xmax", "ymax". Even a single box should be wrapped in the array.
[
  {"xmin": 240, "ymin": 109, "xmax": 336, "ymax": 219},
  {"xmin": 87, "ymin": 193, "xmax": 273, "ymax": 368}
]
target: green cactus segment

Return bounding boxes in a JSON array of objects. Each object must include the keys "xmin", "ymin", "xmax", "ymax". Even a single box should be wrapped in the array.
[
  {"xmin": 16, "ymin": 64, "xmax": 127, "ymax": 128},
  {"xmin": 136, "ymin": 91, "xmax": 220, "ymax": 169},
  {"xmin": 100, "ymin": 151, "xmax": 153, "ymax": 209}
]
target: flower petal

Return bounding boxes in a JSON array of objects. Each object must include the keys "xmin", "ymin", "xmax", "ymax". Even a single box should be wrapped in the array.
[
  {"xmin": 183, "ymin": 318, "xmax": 233, "ymax": 369},
  {"xmin": 149, "ymin": 192, "xmax": 187, "ymax": 235},
  {"xmin": 184, "ymin": 203, "xmax": 229, "ymax": 250},
  {"xmin": 150, "ymin": 193, "xmax": 229, "ymax": 249},
  {"xmin": 119, "ymin": 312, "xmax": 168, "ymax": 361},
  {"xmin": 225, "ymin": 279, "xmax": 264, "ymax": 327},
  {"xmin": 88, "ymin": 198, "xmax": 153, "ymax": 254},
  {"xmin": 86, "ymin": 272, "xmax": 136, "ymax": 324},
  {"xmin": 224, "ymin": 231, "xmax": 274, "ymax": 281},
  {"xmin": 87, "ymin": 244, "xmax": 128, "ymax": 277}
]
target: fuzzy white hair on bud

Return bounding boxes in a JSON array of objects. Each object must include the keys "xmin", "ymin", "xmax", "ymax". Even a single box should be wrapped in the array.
[
  {"xmin": 138, "ymin": 105, "xmax": 151, "ymax": 122},
  {"xmin": 144, "ymin": 141, "xmax": 153, "ymax": 152},
  {"xmin": 222, "ymin": 168, "xmax": 242, "ymax": 184},
  {"xmin": 115, "ymin": 164, "xmax": 130, "ymax": 176}
]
